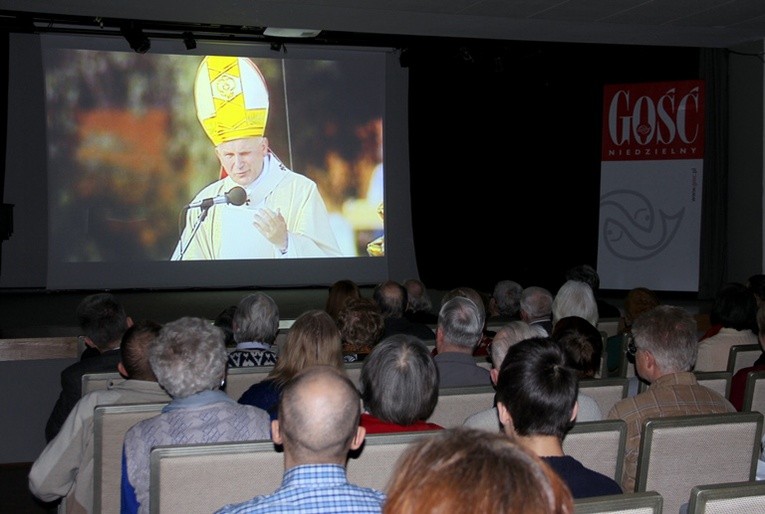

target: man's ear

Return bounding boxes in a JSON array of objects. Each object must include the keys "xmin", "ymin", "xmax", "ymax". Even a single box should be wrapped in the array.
[
  {"xmin": 126, "ymin": 316, "xmax": 134, "ymax": 329},
  {"xmin": 349, "ymin": 426, "xmax": 366, "ymax": 451},
  {"xmin": 271, "ymin": 419, "xmax": 282, "ymax": 445},
  {"xmin": 570, "ymin": 400, "xmax": 580, "ymax": 422},
  {"xmin": 490, "ymin": 368, "xmax": 499, "ymax": 386},
  {"xmin": 497, "ymin": 401, "xmax": 514, "ymax": 434},
  {"xmin": 117, "ymin": 362, "xmax": 128, "ymax": 379}
]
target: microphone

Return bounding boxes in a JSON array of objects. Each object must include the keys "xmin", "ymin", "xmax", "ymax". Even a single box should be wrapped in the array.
[{"xmin": 186, "ymin": 186, "xmax": 247, "ymax": 210}]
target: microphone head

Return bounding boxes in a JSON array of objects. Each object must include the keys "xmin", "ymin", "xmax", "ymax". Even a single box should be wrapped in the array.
[{"xmin": 226, "ymin": 186, "xmax": 247, "ymax": 206}]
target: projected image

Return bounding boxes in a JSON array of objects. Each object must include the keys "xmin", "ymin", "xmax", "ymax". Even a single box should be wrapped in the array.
[{"xmin": 43, "ymin": 49, "xmax": 384, "ymax": 262}]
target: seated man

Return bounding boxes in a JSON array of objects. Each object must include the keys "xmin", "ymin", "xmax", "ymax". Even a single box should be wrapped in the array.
[
  {"xmin": 495, "ymin": 337, "xmax": 622, "ymax": 499},
  {"xmin": 607, "ymin": 305, "xmax": 735, "ymax": 492},
  {"xmin": 29, "ymin": 320, "xmax": 171, "ymax": 513},
  {"xmin": 433, "ymin": 296, "xmax": 491, "ymax": 388},
  {"xmin": 216, "ymin": 366, "xmax": 386, "ymax": 513},
  {"xmin": 45, "ymin": 292, "xmax": 133, "ymax": 442}
]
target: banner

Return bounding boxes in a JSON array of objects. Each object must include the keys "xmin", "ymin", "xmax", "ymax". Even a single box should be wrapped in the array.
[{"xmin": 597, "ymin": 80, "xmax": 705, "ymax": 291}]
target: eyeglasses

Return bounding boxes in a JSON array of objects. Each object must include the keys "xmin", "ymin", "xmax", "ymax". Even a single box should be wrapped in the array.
[{"xmin": 626, "ymin": 334, "xmax": 638, "ymax": 356}]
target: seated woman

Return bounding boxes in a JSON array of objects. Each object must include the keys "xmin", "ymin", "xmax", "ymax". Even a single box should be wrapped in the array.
[
  {"xmin": 238, "ymin": 309, "xmax": 345, "ymax": 419},
  {"xmin": 360, "ymin": 334, "xmax": 442, "ymax": 433},
  {"xmin": 325, "ymin": 279, "xmax": 361, "ymax": 322},
  {"xmin": 383, "ymin": 427, "xmax": 574, "ymax": 514},
  {"xmin": 121, "ymin": 317, "xmax": 271, "ymax": 514},
  {"xmin": 337, "ymin": 297, "xmax": 384, "ymax": 362}
]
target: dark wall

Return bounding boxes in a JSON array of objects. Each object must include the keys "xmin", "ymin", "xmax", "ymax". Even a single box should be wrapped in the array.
[{"xmin": 407, "ymin": 41, "xmax": 701, "ymax": 293}]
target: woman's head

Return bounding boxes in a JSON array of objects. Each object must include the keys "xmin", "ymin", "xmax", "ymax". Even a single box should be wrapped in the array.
[
  {"xmin": 384, "ymin": 427, "xmax": 574, "ymax": 514},
  {"xmin": 270, "ymin": 309, "xmax": 344, "ymax": 387},
  {"xmin": 149, "ymin": 316, "xmax": 227, "ymax": 398}
]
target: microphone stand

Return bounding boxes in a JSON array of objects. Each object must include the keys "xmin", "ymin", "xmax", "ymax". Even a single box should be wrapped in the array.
[{"xmin": 173, "ymin": 205, "xmax": 212, "ymax": 261}]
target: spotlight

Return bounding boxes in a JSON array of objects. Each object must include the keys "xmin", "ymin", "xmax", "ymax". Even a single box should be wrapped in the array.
[
  {"xmin": 182, "ymin": 31, "xmax": 197, "ymax": 50},
  {"xmin": 121, "ymin": 22, "xmax": 150, "ymax": 54}
]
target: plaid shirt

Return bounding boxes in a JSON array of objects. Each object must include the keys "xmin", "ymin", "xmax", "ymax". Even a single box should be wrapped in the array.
[
  {"xmin": 606, "ymin": 372, "xmax": 735, "ymax": 492},
  {"xmin": 215, "ymin": 464, "xmax": 386, "ymax": 514}
]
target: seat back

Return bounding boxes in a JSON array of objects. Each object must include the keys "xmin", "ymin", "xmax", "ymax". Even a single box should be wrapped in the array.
[
  {"xmin": 81, "ymin": 371, "xmax": 123, "ymax": 397},
  {"xmin": 573, "ymin": 491, "xmax": 663, "ymax": 514},
  {"xmin": 634, "ymin": 412, "xmax": 764, "ymax": 514},
  {"xmin": 596, "ymin": 318, "xmax": 621, "ymax": 338},
  {"xmin": 578, "ymin": 377, "xmax": 629, "ymax": 416},
  {"xmin": 742, "ymin": 370, "xmax": 765, "ymax": 414},
  {"xmin": 150, "ymin": 440, "xmax": 282, "ymax": 514},
  {"xmin": 427, "ymin": 385, "xmax": 496, "ymax": 428},
  {"xmin": 344, "ymin": 361, "xmax": 363, "ymax": 388},
  {"xmin": 687, "ymin": 480, "xmax": 765, "ymax": 514},
  {"xmin": 727, "ymin": 344, "xmax": 762, "ymax": 375},
  {"xmin": 694, "ymin": 371, "xmax": 733, "ymax": 399},
  {"xmin": 563, "ymin": 419, "xmax": 627, "ymax": 482},
  {"xmin": 346, "ymin": 430, "xmax": 440, "ymax": 492},
  {"xmin": 93, "ymin": 402, "xmax": 167, "ymax": 514},
  {"xmin": 223, "ymin": 366, "xmax": 274, "ymax": 401}
]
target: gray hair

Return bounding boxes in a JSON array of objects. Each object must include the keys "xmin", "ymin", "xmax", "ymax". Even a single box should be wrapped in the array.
[
  {"xmin": 490, "ymin": 321, "xmax": 548, "ymax": 368},
  {"xmin": 493, "ymin": 280, "xmax": 523, "ymax": 317},
  {"xmin": 551, "ymin": 280, "xmax": 599, "ymax": 327},
  {"xmin": 520, "ymin": 287, "xmax": 553, "ymax": 319},
  {"xmin": 233, "ymin": 292, "xmax": 280, "ymax": 344},
  {"xmin": 360, "ymin": 334, "xmax": 438, "ymax": 425},
  {"xmin": 438, "ymin": 296, "xmax": 484, "ymax": 350},
  {"xmin": 149, "ymin": 316, "xmax": 227, "ymax": 398},
  {"xmin": 632, "ymin": 305, "xmax": 698, "ymax": 373}
]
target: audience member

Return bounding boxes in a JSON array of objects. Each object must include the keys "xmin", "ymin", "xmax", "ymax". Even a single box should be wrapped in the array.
[
  {"xmin": 439, "ymin": 286, "xmax": 494, "ymax": 356},
  {"xmin": 488, "ymin": 280, "xmax": 523, "ymax": 322},
  {"xmin": 29, "ymin": 321, "xmax": 171, "ymax": 513},
  {"xmin": 214, "ymin": 305, "xmax": 238, "ymax": 347},
  {"xmin": 337, "ymin": 297, "xmax": 384, "ymax": 362},
  {"xmin": 519, "ymin": 286, "xmax": 554, "ymax": 335},
  {"xmin": 215, "ymin": 366, "xmax": 386, "ymax": 514},
  {"xmin": 121, "ymin": 317, "xmax": 271, "ymax": 514},
  {"xmin": 433, "ymin": 297, "xmax": 491, "ymax": 388},
  {"xmin": 551, "ymin": 280, "xmax": 599, "ymax": 329},
  {"xmin": 495, "ymin": 338, "xmax": 622, "ymax": 498},
  {"xmin": 373, "ymin": 280, "xmax": 435, "ymax": 340},
  {"xmin": 695, "ymin": 282, "xmax": 758, "ymax": 371},
  {"xmin": 565, "ymin": 264, "xmax": 621, "ymax": 319},
  {"xmin": 325, "ymin": 279, "xmax": 361, "ymax": 322},
  {"xmin": 383, "ymin": 427, "xmax": 574, "ymax": 514},
  {"xmin": 238, "ymin": 309, "xmax": 345, "ymax": 419},
  {"xmin": 698, "ymin": 282, "xmax": 751, "ymax": 342},
  {"xmin": 227, "ymin": 293, "xmax": 279, "ymax": 367},
  {"xmin": 360, "ymin": 334, "xmax": 442, "ymax": 433},
  {"xmin": 607, "ymin": 305, "xmax": 735, "ymax": 492},
  {"xmin": 463, "ymin": 321, "xmax": 548, "ymax": 431},
  {"xmin": 605, "ymin": 287, "xmax": 660, "ymax": 375},
  {"xmin": 551, "ymin": 316, "xmax": 604, "ymax": 379},
  {"xmin": 45, "ymin": 293, "xmax": 133, "ymax": 442},
  {"xmin": 403, "ymin": 278, "xmax": 438, "ymax": 324},
  {"xmin": 730, "ymin": 303, "xmax": 765, "ymax": 410}
]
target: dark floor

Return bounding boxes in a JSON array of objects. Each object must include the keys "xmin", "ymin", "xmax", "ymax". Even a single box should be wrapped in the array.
[{"xmin": 0, "ymin": 463, "xmax": 57, "ymax": 514}]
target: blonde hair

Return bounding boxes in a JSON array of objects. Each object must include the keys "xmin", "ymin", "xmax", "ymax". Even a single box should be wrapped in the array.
[{"xmin": 267, "ymin": 310, "xmax": 344, "ymax": 387}]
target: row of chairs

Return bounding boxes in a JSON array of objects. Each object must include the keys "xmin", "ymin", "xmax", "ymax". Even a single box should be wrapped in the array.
[{"xmin": 92, "ymin": 406, "xmax": 764, "ymax": 514}]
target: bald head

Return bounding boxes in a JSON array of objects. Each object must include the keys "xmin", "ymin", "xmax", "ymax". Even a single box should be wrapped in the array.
[{"xmin": 278, "ymin": 366, "xmax": 362, "ymax": 464}]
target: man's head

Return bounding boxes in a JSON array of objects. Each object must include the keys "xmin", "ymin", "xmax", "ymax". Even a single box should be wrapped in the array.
[
  {"xmin": 491, "ymin": 280, "xmax": 523, "ymax": 318},
  {"xmin": 360, "ymin": 334, "xmax": 438, "ymax": 425},
  {"xmin": 440, "ymin": 286, "xmax": 487, "ymax": 323},
  {"xmin": 194, "ymin": 55, "xmax": 270, "ymax": 186},
  {"xmin": 630, "ymin": 305, "xmax": 697, "ymax": 381},
  {"xmin": 436, "ymin": 296, "xmax": 484, "ymax": 353},
  {"xmin": 489, "ymin": 321, "xmax": 547, "ymax": 383},
  {"xmin": 373, "ymin": 280, "xmax": 408, "ymax": 319},
  {"xmin": 76, "ymin": 293, "xmax": 131, "ymax": 352},
  {"xmin": 519, "ymin": 286, "xmax": 553, "ymax": 322},
  {"xmin": 565, "ymin": 264, "xmax": 601, "ymax": 293},
  {"xmin": 495, "ymin": 337, "xmax": 578, "ymax": 441},
  {"xmin": 275, "ymin": 365, "xmax": 364, "ymax": 466},
  {"xmin": 233, "ymin": 292, "xmax": 280, "ymax": 345},
  {"xmin": 118, "ymin": 320, "xmax": 162, "ymax": 381},
  {"xmin": 403, "ymin": 278, "xmax": 432, "ymax": 314}
]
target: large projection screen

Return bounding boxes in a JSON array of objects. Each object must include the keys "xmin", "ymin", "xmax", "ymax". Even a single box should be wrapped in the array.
[{"xmin": 1, "ymin": 33, "xmax": 417, "ymax": 290}]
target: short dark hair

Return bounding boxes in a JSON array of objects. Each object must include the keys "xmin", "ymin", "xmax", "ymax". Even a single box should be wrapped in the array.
[
  {"xmin": 361, "ymin": 334, "xmax": 438, "ymax": 425},
  {"xmin": 373, "ymin": 280, "xmax": 407, "ymax": 318},
  {"xmin": 711, "ymin": 283, "xmax": 757, "ymax": 331},
  {"xmin": 495, "ymin": 337, "xmax": 577, "ymax": 440},
  {"xmin": 120, "ymin": 320, "xmax": 162, "ymax": 380},
  {"xmin": 76, "ymin": 293, "xmax": 129, "ymax": 350}
]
